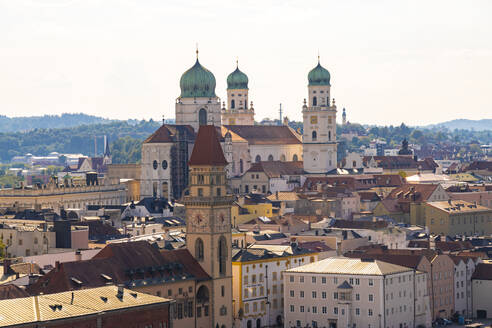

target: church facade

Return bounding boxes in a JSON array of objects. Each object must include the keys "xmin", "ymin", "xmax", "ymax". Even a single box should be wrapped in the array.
[{"xmin": 140, "ymin": 51, "xmax": 338, "ymax": 200}]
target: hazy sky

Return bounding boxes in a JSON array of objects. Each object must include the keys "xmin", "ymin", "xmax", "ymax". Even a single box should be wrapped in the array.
[{"xmin": 1, "ymin": 0, "xmax": 491, "ymax": 125}]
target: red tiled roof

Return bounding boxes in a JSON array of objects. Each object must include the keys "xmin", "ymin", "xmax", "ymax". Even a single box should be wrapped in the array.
[
  {"xmin": 143, "ymin": 125, "xmax": 174, "ymax": 143},
  {"xmin": 247, "ymin": 161, "xmax": 304, "ymax": 178},
  {"xmin": 28, "ymin": 241, "xmax": 210, "ymax": 296},
  {"xmin": 387, "ymin": 183, "xmax": 439, "ymax": 202},
  {"xmin": 223, "ymin": 125, "xmax": 302, "ymax": 145},
  {"xmin": 363, "ymin": 156, "xmax": 419, "ymax": 170},
  {"xmin": 472, "ymin": 263, "xmax": 492, "ymax": 280},
  {"xmin": 332, "ymin": 219, "xmax": 388, "ymax": 230},
  {"xmin": 143, "ymin": 124, "xmax": 196, "ymax": 144},
  {"xmin": 189, "ymin": 125, "xmax": 228, "ymax": 166}
]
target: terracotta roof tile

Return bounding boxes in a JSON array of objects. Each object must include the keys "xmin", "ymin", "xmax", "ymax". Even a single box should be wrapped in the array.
[
  {"xmin": 189, "ymin": 125, "xmax": 228, "ymax": 166},
  {"xmin": 247, "ymin": 161, "xmax": 304, "ymax": 178},
  {"xmin": 472, "ymin": 263, "xmax": 492, "ymax": 280},
  {"xmin": 223, "ymin": 125, "xmax": 302, "ymax": 145}
]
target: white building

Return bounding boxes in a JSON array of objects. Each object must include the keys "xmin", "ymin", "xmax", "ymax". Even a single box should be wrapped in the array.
[
  {"xmin": 450, "ymin": 256, "xmax": 480, "ymax": 318},
  {"xmin": 302, "ymin": 59, "xmax": 337, "ymax": 174},
  {"xmin": 283, "ymin": 257, "xmax": 431, "ymax": 328}
]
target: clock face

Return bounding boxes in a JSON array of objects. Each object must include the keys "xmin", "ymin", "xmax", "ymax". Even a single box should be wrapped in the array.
[{"xmin": 194, "ymin": 215, "xmax": 206, "ymax": 227}]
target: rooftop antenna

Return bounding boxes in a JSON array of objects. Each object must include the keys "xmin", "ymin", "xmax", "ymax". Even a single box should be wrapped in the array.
[{"xmin": 279, "ymin": 104, "xmax": 283, "ymax": 126}]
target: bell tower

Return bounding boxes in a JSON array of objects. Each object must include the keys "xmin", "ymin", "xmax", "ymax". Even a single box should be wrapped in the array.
[
  {"xmin": 302, "ymin": 58, "xmax": 337, "ymax": 174},
  {"xmin": 183, "ymin": 125, "xmax": 233, "ymax": 327},
  {"xmin": 221, "ymin": 61, "xmax": 255, "ymax": 125}
]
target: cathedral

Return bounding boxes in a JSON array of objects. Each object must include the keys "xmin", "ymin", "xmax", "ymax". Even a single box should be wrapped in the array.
[{"xmin": 140, "ymin": 51, "xmax": 338, "ymax": 201}]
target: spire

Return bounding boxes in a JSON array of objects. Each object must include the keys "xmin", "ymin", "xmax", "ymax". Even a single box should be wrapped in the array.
[
  {"xmin": 195, "ymin": 43, "xmax": 199, "ymax": 61},
  {"xmin": 317, "ymin": 50, "xmax": 320, "ymax": 64},
  {"xmin": 236, "ymin": 58, "xmax": 239, "ymax": 69},
  {"xmin": 189, "ymin": 126, "xmax": 228, "ymax": 166},
  {"xmin": 104, "ymin": 135, "xmax": 111, "ymax": 157}
]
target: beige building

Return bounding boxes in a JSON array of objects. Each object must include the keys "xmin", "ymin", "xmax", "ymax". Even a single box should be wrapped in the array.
[
  {"xmin": 0, "ymin": 179, "xmax": 126, "ymax": 210},
  {"xmin": 232, "ymin": 245, "xmax": 320, "ymax": 328},
  {"xmin": 284, "ymin": 257, "xmax": 431, "ymax": 328},
  {"xmin": 424, "ymin": 200, "xmax": 492, "ymax": 236}
]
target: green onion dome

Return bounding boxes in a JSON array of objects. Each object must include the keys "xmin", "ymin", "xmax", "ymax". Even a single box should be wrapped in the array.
[
  {"xmin": 308, "ymin": 60, "xmax": 331, "ymax": 86},
  {"xmin": 179, "ymin": 57, "xmax": 216, "ymax": 98},
  {"xmin": 227, "ymin": 65, "xmax": 249, "ymax": 90}
]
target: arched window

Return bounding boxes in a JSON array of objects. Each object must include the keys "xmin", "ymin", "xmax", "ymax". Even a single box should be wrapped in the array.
[
  {"xmin": 255, "ymin": 155, "xmax": 261, "ymax": 163},
  {"xmin": 162, "ymin": 182, "xmax": 168, "ymax": 198},
  {"xmin": 268, "ymin": 154, "xmax": 274, "ymax": 161},
  {"xmin": 240, "ymin": 159, "xmax": 244, "ymax": 173},
  {"xmin": 280, "ymin": 154, "xmax": 286, "ymax": 162},
  {"xmin": 195, "ymin": 238, "xmax": 204, "ymax": 261},
  {"xmin": 199, "ymin": 108, "xmax": 207, "ymax": 126},
  {"xmin": 231, "ymin": 99, "xmax": 235, "ymax": 109},
  {"xmin": 328, "ymin": 131, "xmax": 331, "ymax": 140},
  {"xmin": 313, "ymin": 96, "xmax": 317, "ymax": 106},
  {"xmin": 256, "ymin": 319, "xmax": 261, "ymax": 328},
  {"xmin": 312, "ymin": 131, "xmax": 317, "ymax": 141},
  {"xmin": 218, "ymin": 236, "xmax": 227, "ymax": 275},
  {"xmin": 196, "ymin": 285, "xmax": 209, "ymax": 304},
  {"xmin": 293, "ymin": 154, "xmax": 298, "ymax": 161}
]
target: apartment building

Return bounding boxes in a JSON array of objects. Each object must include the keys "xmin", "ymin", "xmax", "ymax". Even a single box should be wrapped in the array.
[
  {"xmin": 232, "ymin": 244, "xmax": 320, "ymax": 328},
  {"xmin": 283, "ymin": 257, "xmax": 431, "ymax": 328},
  {"xmin": 450, "ymin": 255, "xmax": 480, "ymax": 318},
  {"xmin": 424, "ymin": 200, "xmax": 492, "ymax": 236}
]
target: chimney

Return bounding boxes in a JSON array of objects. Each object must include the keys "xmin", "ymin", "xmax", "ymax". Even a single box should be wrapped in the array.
[
  {"xmin": 117, "ymin": 285, "xmax": 124, "ymax": 299},
  {"xmin": 71, "ymin": 292, "xmax": 74, "ymax": 305},
  {"xmin": 55, "ymin": 261, "xmax": 61, "ymax": 272},
  {"xmin": 75, "ymin": 250, "xmax": 82, "ymax": 262},
  {"xmin": 276, "ymin": 191, "xmax": 279, "ymax": 200},
  {"xmin": 3, "ymin": 259, "xmax": 12, "ymax": 275}
]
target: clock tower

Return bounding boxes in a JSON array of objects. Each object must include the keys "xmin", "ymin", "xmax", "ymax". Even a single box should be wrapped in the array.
[{"xmin": 183, "ymin": 125, "xmax": 233, "ymax": 328}]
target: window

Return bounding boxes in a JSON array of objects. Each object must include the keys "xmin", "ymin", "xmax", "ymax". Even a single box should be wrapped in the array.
[
  {"xmin": 244, "ymin": 289, "xmax": 249, "ymax": 298},
  {"xmin": 300, "ymin": 291, "xmax": 304, "ymax": 298},
  {"xmin": 355, "ymin": 278, "xmax": 360, "ymax": 285},
  {"xmin": 356, "ymin": 308, "xmax": 360, "ymax": 316},
  {"xmin": 195, "ymin": 238, "xmax": 204, "ymax": 261},
  {"xmin": 293, "ymin": 154, "xmax": 298, "ymax": 161},
  {"xmin": 218, "ymin": 236, "xmax": 227, "ymax": 275},
  {"xmin": 312, "ymin": 277, "xmax": 316, "ymax": 283},
  {"xmin": 334, "ymin": 292, "xmax": 338, "ymax": 299},
  {"xmin": 290, "ymin": 305, "xmax": 294, "ymax": 312},
  {"xmin": 162, "ymin": 160, "xmax": 168, "ymax": 169},
  {"xmin": 356, "ymin": 293, "xmax": 360, "ymax": 301},
  {"xmin": 198, "ymin": 108, "xmax": 207, "ymax": 126},
  {"xmin": 300, "ymin": 276, "xmax": 304, "ymax": 283},
  {"xmin": 300, "ymin": 306, "xmax": 305, "ymax": 312},
  {"xmin": 333, "ymin": 277, "xmax": 338, "ymax": 284},
  {"xmin": 268, "ymin": 154, "xmax": 274, "ymax": 161},
  {"xmin": 260, "ymin": 286, "xmax": 264, "ymax": 296},
  {"xmin": 290, "ymin": 290, "xmax": 294, "ymax": 297},
  {"xmin": 153, "ymin": 160, "xmax": 158, "ymax": 170},
  {"xmin": 322, "ymin": 292, "xmax": 326, "ymax": 299},
  {"xmin": 322, "ymin": 306, "xmax": 327, "ymax": 314},
  {"xmin": 369, "ymin": 279, "xmax": 374, "ymax": 286},
  {"xmin": 231, "ymin": 99, "xmax": 235, "ymax": 109},
  {"xmin": 369, "ymin": 294, "xmax": 374, "ymax": 302},
  {"xmin": 312, "ymin": 291, "xmax": 317, "ymax": 298},
  {"xmin": 313, "ymin": 96, "xmax": 317, "ymax": 106},
  {"xmin": 290, "ymin": 275, "xmax": 294, "ymax": 282},
  {"xmin": 312, "ymin": 306, "xmax": 317, "ymax": 314},
  {"xmin": 334, "ymin": 307, "xmax": 338, "ymax": 314},
  {"xmin": 312, "ymin": 130, "xmax": 317, "ymax": 141},
  {"xmin": 322, "ymin": 277, "xmax": 326, "ymax": 284},
  {"xmin": 245, "ymin": 303, "xmax": 249, "ymax": 313},
  {"xmin": 255, "ymin": 155, "xmax": 261, "ymax": 163},
  {"xmin": 368, "ymin": 309, "xmax": 373, "ymax": 316},
  {"xmin": 349, "ymin": 278, "xmax": 354, "ymax": 284}
]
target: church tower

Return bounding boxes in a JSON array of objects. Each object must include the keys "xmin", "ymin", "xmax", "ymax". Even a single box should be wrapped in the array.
[
  {"xmin": 176, "ymin": 50, "xmax": 222, "ymax": 132},
  {"xmin": 183, "ymin": 125, "xmax": 233, "ymax": 327},
  {"xmin": 302, "ymin": 58, "xmax": 337, "ymax": 174},
  {"xmin": 221, "ymin": 61, "xmax": 255, "ymax": 125}
]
